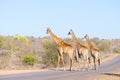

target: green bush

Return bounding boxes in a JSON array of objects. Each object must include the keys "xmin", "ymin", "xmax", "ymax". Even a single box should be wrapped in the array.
[
  {"xmin": 0, "ymin": 36, "xmax": 6, "ymax": 49},
  {"xmin": 42, "ymin": 50, "xmax": 58, "ymax": 67},
  {"xmin": 97, "ymin": 39, "xmax": 111, "ymax": 53},
  {"xmin": 113, "ymin": 48, "xmax": 120, "ymax": 53},
  {"xmin": 42, "ymin": 38, "xmax": 58, "ymax": 67},
  {"xmin": 22, "ymin": 55, "xmax": 37, "ymax": 66}
]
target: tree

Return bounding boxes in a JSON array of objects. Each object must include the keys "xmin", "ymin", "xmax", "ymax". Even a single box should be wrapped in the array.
[{"xmin": 42, "ymin": 38, "xmax": 58, "ymax": 67}]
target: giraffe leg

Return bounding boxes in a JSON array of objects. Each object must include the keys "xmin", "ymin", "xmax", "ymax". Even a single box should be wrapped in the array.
[
  {"xmin": 73, "ymin": 57, "xmax": 78, "ymax": 71},
  {"xmin": 86, "ymin": 50, "xmax": 90, "ymax": 71},
  {"xmin": 61, "ymin": 54, "xmax": 65, "ymax": 71},
  {"xmin": 89, "ymin": 57, "xmax": 92, "ymax": 67},
  {"xmin": 84, "ymin": 55, "xmax": 89, "ymax": 71},
  {"xmin": 98, "ymin": 53, "xmax": 100, "ymax": 66},
  {"xmin": 95, "ymin": 59, "xmax": 98, "ymax": 70},
  {"xmin": 73, "ymin": 53, "xmax": 78, "ymax": 71},
  {"xmin": 86, "ymin": 52, "xmax": 90, "ymax": 71},
  {"xmin": 95, "ymin": 54, "xmax": 99, "ymax": 70},
  {"xmin": 75, "ymin": 49, "xmax": 79, "ymax": 62},
  {"xmin": 77, "ymin": 58, "xmax": 81, "ymax": 70},
  {"xmin": 87, "ymin": 57, "xmax": 91, "ymax": 71},
  {"xmin": 69, "ymin": 59, "xmax": 72, "ymax": 71},
  {"xmin": 95, "ymin": 52, "xmax": 100, "ymax": 70},
  {"xmin": 76, "ymin": 49, "xmax": 82, "ymax": 71},
  {"xmin": 95, "ymin": 58, "xmax": 99, "ymax": 71},
  {"xmin": 83, "ymin": 56, "xmax": 87, "ymax": 71},
  {"xmin": 93, "ymin": 57, "xmax": 96, "ymax": 70},
  {"xmin": 98, "ymin": 58, "xmax": 100, "ymax": 66}
]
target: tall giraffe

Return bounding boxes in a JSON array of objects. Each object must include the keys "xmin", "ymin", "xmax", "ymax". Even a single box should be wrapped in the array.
[
  {"xmin": 82, "ymin": 34, "xmax": 100, "ymax": 70},
  {"xmin": 46, "ymin": 28, "xmax": 75, "ymax": 71},
  {"xmin": 68, "ymin": 29, "xmax": 90, "ymax": 70}
]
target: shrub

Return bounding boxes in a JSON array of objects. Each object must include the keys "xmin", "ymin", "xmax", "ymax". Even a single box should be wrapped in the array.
[
  {"xmin": 0, "ymin": 36, "xmax": 6, "ymax": 49},
  {"xmin": 13, "ymin": 36, "xmax": 29, "ymax": 44},
  {"xmin": 42, "ymin": 38, "xmax": 58, "ymax": 67},
  {"xmin": 97, "ymin": 39, "xmax": 111, "ymax": 53},
  {"xmin": 42, "ymin": 50, "xmax": 58, "ymax": 67},
  {"xmin": 113, "ymin": 48, "xmax": 120, "ymax": 53},
  {"xmin": 22, "ymin": 55, "xmax": 37, "ymax": 66}
]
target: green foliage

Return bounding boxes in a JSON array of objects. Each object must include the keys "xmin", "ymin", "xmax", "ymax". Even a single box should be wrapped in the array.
[
  {"xmin": 22, "ymin": 55, "xmax": 37, "ymax": 66},
  {"xmin": 96, "ymin": 39, "xmax": 111, "ymax": 53},
  {"xmin": 113, "ymin": 48, "xmax": 120, "ymax": 53},
  {"xmin": 13, "ymin": 36, "xmax": 29, "ymax": 44},
  {"xmin": 0, "ymin": 36, "xmax": 6, "ymax": 49},
  {"xmin": 42, "ymin": 38, "xmax": 58, "ymax": 67}
]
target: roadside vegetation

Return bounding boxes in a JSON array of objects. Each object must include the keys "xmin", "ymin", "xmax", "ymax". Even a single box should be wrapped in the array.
[{"xmin": 0, "ymin": 35, "xmax": 119, "ymax": 69}]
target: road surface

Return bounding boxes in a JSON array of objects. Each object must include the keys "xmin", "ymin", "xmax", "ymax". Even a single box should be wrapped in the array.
[{"xmin": 0, "ymin": 55, "xmax": 120, "ymax": 80}]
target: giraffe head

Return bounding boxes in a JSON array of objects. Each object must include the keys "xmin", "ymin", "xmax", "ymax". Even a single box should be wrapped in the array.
[
  {"xmin": 46, "ymin": 28, "xmax": 51, "ymax": 34},
  {"xmin": 68, "ymin": 29, "xmax": 73, "ymax": 35},
  {"xmin": 82, "ymin": 34, "xmax": 89, "ymax": 40}
]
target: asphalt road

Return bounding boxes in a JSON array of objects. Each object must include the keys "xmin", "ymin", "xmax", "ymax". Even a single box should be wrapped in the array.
[{"xmin": 0, "ymin": 55, "xmax": 120, "ymax": 80}]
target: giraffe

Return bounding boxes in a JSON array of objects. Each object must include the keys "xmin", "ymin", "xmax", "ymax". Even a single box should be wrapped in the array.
[
  {"xmin": 46, "ymin": 28, "xmax": 75, "ymax": 71},
  {"xmin": 82, "ymin": 34, "xmax": 100, "ymax": 70},
  {"xmin": 68, "ymin": 29, "xmax": 90, "ymax": 70}
]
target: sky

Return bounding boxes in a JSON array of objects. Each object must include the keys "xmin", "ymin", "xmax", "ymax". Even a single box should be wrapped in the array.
[{"xmin": 0, "ymin": 0, "xmax": 120, "ymax": 39}]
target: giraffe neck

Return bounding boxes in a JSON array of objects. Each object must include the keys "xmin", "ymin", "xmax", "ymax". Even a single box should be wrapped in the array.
[
  {"xmin": 71, "ymin": 31, "xmax": 77, "ymax": 40},
  {"xmin": 49, "ymin": 31, "xmax": 62, "ymax": 45},
  {"xmin": 71, "ymin": 31, "xmax": 83, "ymax": 43},
  {"xmin": 86, "ymin": 37, "xmax": 93, "ymax": 48},
  {"xmin": 86, "ymin": 37, "xmax": 99, "ymax": 51}
]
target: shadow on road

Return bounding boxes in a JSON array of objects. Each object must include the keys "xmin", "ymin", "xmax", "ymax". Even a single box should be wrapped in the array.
[{"xmin": 102, "ymin": 73, "xmax": 120, "ymax": 77}]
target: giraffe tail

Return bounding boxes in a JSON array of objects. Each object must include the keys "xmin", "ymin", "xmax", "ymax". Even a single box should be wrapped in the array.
[{"xmin": 98, "ymin": 59, "xmax": 100, "ymax": 66}]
